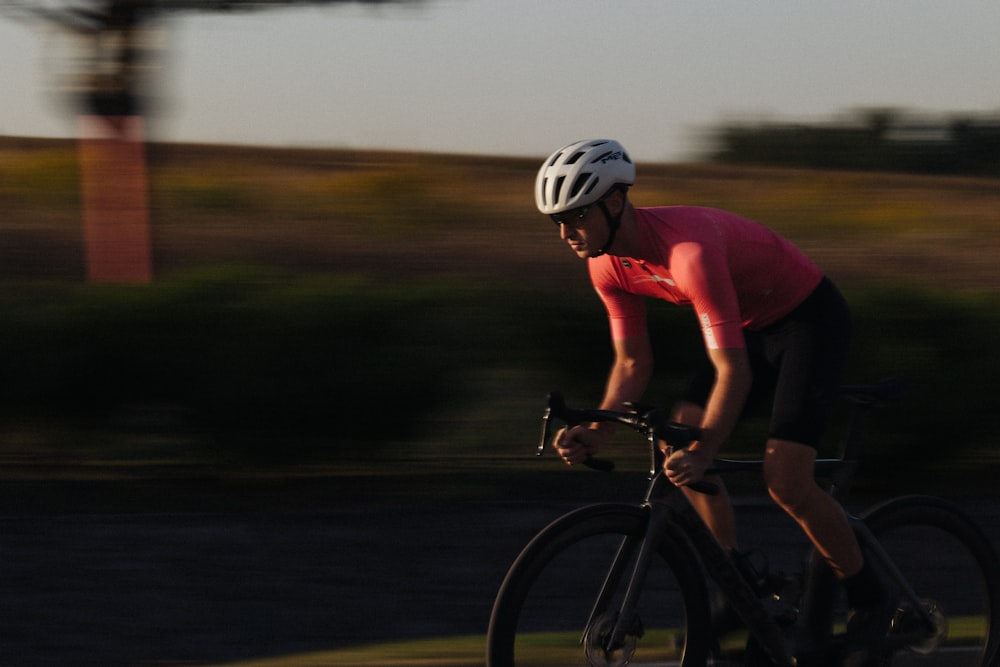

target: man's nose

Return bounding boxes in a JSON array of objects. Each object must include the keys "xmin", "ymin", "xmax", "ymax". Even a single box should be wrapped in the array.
[{"xmin": 559, "ymin": 223, "xmax": 574, "ymax": 240}]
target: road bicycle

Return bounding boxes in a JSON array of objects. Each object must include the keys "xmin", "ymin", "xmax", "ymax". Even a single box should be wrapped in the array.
[{"xmin": 486, "ymin": 379, "xmax": 1000, "ymax": 666}]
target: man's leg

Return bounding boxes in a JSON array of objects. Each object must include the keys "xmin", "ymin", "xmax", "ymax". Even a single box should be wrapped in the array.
[
  {"xmin": 762, "ymin": 438, "xmax": 862, "ymax": 577},
  {"xmin": 764, "ymin": 438, "xmax": 896, "ymax": 665},
  {"xmin": 673, "ymin": 401, "xmax": 738, "ymax": 550},
  {"xmin": 681, "ymin": 477, "xmax": 738, "ymax": 550}
]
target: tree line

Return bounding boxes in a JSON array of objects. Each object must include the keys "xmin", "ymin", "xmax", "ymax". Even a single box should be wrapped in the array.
[{"xmin": 709, "ymin": 109, "xmax": 1000, "ymax": 177}]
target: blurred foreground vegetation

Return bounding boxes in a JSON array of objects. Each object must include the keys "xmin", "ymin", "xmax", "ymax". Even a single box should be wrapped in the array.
[{"xmin": 1, "ymin": 137, "xmax": 999, "ymax": 498}]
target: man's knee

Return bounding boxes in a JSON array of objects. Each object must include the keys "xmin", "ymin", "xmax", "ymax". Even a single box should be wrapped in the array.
[
  {"xmin": 671, "ymin": 400, "xmax": 704, "ymax": 425},
  {"xmin": 764, "ymin": 473, "xmax": 814, "ymax": 515},
  {"xmin": 762, "ymin": 439, "xmax": 819, "ymax": 515}
]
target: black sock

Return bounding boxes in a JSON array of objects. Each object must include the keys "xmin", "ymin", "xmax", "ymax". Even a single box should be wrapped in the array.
[{"xmin": 842, "ymin": 560, "xmax": 886, "ymax": 609}]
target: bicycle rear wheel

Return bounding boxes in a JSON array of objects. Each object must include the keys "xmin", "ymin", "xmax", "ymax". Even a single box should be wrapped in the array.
[
  {"xmin": 860, "ymin": 495, "xmax": 1000, "ymax": 667},
  {"xmin": 486, "ymin": 503, "xmax": 712, "ymax": 667}
]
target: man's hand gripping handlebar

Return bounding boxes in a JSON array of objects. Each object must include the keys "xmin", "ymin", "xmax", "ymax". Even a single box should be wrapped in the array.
[{"xmin": 536, "ymin": 391, "xmax": 719, "ymax": 495}]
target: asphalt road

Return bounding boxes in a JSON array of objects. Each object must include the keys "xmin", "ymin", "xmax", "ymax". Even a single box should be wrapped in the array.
[{"xmin": 1, "ymin": 489, "xmax": 997, "ymax": 666}]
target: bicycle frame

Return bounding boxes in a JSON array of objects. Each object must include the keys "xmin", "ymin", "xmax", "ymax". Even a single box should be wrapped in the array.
[{"xmin": 849, "ymin": 517, "xmax": 940, "ymax": 645}]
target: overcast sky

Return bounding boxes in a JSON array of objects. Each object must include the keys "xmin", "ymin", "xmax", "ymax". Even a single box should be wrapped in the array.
[{"xmin": 1, "ymin": 0, "xmax": 998, "ymax": 162}]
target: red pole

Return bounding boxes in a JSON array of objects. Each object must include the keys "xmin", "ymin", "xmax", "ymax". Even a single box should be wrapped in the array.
[{"xmin": 78, "ymin": 114, "xmax": 153, "ymax": 283}]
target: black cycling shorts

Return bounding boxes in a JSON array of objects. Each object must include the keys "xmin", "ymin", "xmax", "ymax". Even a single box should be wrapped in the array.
[{"xmin": 683, "ymin": 277, "xmax": 852, "ymax": 448}]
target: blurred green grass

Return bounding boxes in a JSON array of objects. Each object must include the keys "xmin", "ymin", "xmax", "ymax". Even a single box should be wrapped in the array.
[{"xmin": 1, "ymin": 138, "xmax": 998, "ymax": 502}]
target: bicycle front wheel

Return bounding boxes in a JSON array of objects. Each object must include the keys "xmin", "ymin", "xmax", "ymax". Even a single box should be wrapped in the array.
[
  {"xmin": 486, "ymin": 503, "xmax": 712, "ymax": 667},
  {"xmin": 860, "ymin": 495, "xmax": 1000, "ymax": 667}
]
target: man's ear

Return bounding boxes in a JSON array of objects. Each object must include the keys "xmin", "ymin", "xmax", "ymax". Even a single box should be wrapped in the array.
[{"xmin": 606, "ymin": 188, "xmax": 626, "ymax": 216}]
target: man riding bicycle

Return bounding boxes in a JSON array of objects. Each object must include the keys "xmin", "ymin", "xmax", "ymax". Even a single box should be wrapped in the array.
[{"xmin": 535, "ymin": 138, "xmax": 892, "ymax": 666}]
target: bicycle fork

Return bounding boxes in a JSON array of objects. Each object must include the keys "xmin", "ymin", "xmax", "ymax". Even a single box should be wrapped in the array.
[{"xmin": 580, "ymin": 502, "xmax": 669, "ymax": 658}]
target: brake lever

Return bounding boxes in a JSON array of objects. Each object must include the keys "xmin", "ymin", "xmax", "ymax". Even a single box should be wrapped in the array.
[
  {"xmin": 651, "ymin": 416, "xmax": 719, "ymax": 495},
  {"xmin": 536, "ymin": 405, "xmax": 552, "ymax": 457},
  {"xmin": 656, "ymin": 445, "xmax": 719, "ymax": 495},
  {"xmin": 539, "ymin": 393, "xmax": 615, "ymax": 472}
]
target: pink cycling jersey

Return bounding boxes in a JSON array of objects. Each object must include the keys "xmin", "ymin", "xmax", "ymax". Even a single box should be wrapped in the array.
[{"xmin": 589, "ymin": 206, "xmax": 823, "ymax": 349}]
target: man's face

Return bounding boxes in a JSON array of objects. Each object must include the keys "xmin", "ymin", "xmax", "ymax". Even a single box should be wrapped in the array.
[{"xmin": 551, "ymin": 203, "xmax": 606, "ymax": 259}]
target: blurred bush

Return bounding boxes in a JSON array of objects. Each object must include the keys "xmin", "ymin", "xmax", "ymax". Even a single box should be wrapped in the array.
[
  {"xmin": 0, "ymin": 268, "xmax": 455, "ymax": 463},
  {"xmin": 847, "ymin": 288, "xmax": 1000, "ymax": 479},
  {"xmin": 0, "ymin": 266, "xmax": 997, "ymax": 483}
]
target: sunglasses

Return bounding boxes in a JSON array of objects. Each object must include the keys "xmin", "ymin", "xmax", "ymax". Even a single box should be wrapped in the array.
[{"xmin": 550, "ymin": 205, "xmax": 592, "ymax": 228}]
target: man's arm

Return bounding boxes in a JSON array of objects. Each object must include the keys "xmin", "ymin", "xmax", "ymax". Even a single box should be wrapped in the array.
[
  {"xmin": 695, "ymin": 346, "xmax": 752, "ymax": 456},
  {"xmin": 552, "ymin": 333, "xmax": 654, "ymax": 464},
  {"xmin": 665, "ymin": 346, "xmax": 752, "ymax": 485}
]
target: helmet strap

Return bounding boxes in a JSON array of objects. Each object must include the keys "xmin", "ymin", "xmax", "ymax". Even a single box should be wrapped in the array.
[{"xmin": 594, "ymin": 194, "xmax": 623, "ymax": 256}]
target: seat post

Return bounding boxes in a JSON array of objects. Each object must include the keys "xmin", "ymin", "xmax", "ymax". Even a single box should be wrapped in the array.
[{"xmin": 828, "ymin": 400, "xmax": 875, "ymax": 502}]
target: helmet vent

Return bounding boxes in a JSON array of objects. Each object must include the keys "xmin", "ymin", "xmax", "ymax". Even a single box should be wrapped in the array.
[
  {"xmin": 565, "ymin": 151, "xmax": 586, "ymax": 165},
  {"xmin": 571, "ymin": 173, "xmax": 595, "ymax": 198},
  {"xmin": 552, "ymin": 175, "xmax": 566, "ymax": 205}
]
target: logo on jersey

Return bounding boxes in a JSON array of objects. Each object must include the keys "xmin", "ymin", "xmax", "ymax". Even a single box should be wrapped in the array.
[{"xmin": 635, "ymin": 274, "xmax": 676, "ymax": 287}]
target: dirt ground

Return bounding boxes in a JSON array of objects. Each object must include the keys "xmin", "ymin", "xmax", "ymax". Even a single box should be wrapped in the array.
[{"xmin": 1, "ymin": 480, "xmax": 998, "ymax": 667}]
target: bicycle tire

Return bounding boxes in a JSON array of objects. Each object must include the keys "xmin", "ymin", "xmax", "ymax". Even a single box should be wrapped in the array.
[
  {"xmin": 486, "ymin": 503, "xmax": 713, "ymax": 667},
  {"xmin": 858, "ymin": 495, "xmax": 1000, "ymax": 667}
]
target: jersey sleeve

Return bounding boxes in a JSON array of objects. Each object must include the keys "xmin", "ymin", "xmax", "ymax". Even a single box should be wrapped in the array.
[
  {"xmin": 588, "ymin": 258, "xmax": 648, "ymax": 341},
  {"xmin": 670, "ymin": 241, "xmax": 746, "ymax": 350}
]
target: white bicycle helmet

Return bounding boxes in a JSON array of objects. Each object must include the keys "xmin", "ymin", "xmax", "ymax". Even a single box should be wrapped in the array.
[{"xmin": 535, "ymin": 139, "xmax": 635, "ymax": 215}]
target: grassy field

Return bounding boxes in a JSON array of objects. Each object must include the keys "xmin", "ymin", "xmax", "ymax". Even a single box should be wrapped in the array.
[
  {"xmin": 5, "ymin": 137, "xmax": 1000, "ymax": 288},
  {"xmin": 1, "ymin": 136, "xmax": 999, "ymax": 500}
]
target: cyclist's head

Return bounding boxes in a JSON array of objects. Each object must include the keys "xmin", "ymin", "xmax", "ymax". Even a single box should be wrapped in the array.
[{"xmin": 535, "ymin": 139, "xmax": 635, "ymax": 216}]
